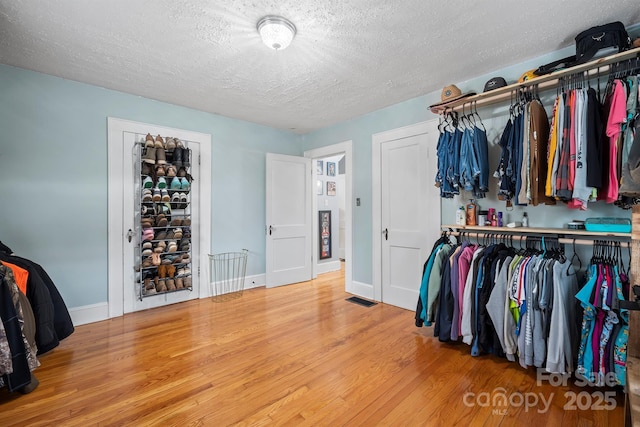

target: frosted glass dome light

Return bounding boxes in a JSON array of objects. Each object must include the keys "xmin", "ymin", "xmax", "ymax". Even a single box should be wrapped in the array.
[{"xmin": 257, "ymin": 16, "xmax": 296, "ymax": 50}]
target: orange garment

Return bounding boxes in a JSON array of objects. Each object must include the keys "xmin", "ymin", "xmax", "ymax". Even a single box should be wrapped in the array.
[{"xmin": 2, "ymin": 261, "xmax": 29, "ymax": 295}]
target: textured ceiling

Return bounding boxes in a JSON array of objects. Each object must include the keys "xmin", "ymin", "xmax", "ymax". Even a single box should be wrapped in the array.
[{"xmin": 1, "ymin": 1, "xmax": 639, "ymax": 134}]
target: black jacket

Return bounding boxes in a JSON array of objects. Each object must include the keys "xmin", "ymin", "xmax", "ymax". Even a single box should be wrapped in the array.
[{"xmin": 0, "ymin": 254, "xmax": 74, "ymax": 354}]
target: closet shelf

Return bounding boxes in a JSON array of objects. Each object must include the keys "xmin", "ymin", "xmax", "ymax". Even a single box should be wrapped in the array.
[
  {"xmin": 441, "ymin": 224, "xmax": 631, "ymax": 239},
  {"xmin": 429, "ymin": 46, "xmax": 640, "ymax": 114}
]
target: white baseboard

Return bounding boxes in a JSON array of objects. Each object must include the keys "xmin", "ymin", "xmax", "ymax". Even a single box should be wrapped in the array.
[
  {"xmin": 204, "ymin": 273, "xmax": 265, "ymax": 297},
  {"xmin": 317, "ymin": 260, "xmax": 341, "ymax": 274},
  {"xmin": 348, "ymin": 280, "xmax": 374, "ymax": 300},
  {"xmin": 74, "ymin": 274, "xmax": 266, "ymax": 325},
  {"xmin": 69, "ymin": 302, "xmax": 109, "ymax": 326},
  {"xmin": 243, "ymin": 273, "xmax": 265, "ymax": 289}
]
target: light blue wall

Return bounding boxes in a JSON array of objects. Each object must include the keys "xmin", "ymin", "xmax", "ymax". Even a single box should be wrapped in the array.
[
  {"xmin": 0, "ymin": 64, "xmax": 300, "ymax": 308},
  {"xmin": 301, "ymin": 24, "xmax": 640, "ymax": 286}
]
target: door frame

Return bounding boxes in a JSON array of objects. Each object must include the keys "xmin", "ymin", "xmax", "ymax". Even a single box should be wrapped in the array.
[
  {"xmin": 107, "ymin": 117, "xmax": 212, "ymax": 318},
  {"xmin": 304, "ymin": 140, "xmax": 353, "ymax": 293},
  {"xmin": 372, "ymin": 120, "xmax": 438, "ymax": 302}
]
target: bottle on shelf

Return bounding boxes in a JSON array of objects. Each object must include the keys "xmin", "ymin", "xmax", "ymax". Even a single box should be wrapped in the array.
[
  {"xmin": 478, "ymin": 210, "xmax": 488, "ymax": 226},
  {"xmin": 466, "ymin": 199, "xmax": 477, "ymax": 226},
  {"xmin": 522, "ymin": 212, "xmax": 529, "ymax": 227},
  {"xmin": 456, "ymin": 206, "xmax": 466, "ymax": 226}
]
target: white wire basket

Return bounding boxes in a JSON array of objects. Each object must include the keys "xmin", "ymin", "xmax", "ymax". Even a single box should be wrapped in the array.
[{"xmin": 208, "ymin": 249, "xmax": 248, "ymax": 302}]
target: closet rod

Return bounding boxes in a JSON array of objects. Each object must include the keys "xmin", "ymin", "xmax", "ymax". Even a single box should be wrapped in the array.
[
  {"xmin": 441, "ymin": 225, "xmax": 631, "ymax": 239},
  {"xmin": 446, "ymin": 231, "xmax": 631, "ymax": 247},
  {"xmin": 429, "ymin": 46, "xmax": 640, "ymax": 114}
]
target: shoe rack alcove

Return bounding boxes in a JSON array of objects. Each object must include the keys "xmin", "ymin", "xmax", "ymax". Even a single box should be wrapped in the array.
[{"xmin": 137, "ymin": 133, "xmax": 193, "ymax": 299}]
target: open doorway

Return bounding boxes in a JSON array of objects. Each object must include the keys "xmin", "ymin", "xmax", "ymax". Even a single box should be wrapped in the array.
[
  {"xmin": 315, "ymin": 153, "xmax": 345, "ymax": 273},
  {"xmin": 304, "ymin": 141, "xmax": 353, "ymax": 293}
]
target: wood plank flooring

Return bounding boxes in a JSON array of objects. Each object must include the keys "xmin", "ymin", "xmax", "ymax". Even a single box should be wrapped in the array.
[{"xmin": 0, "ymin": 265, "xmax": 625, "ymax": 426}]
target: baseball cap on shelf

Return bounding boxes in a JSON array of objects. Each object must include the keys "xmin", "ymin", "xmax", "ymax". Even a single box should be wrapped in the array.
[
  {"xmin": 483, "ymin": 77, "xmax": 508, "ymax": 92},
  {"xmin": 518, "ymin": 69, "xmax": 538, "ymax": 83},
  {"xmin": 429, "ymin": 84, "xmax": 476, "ymax": 108}
]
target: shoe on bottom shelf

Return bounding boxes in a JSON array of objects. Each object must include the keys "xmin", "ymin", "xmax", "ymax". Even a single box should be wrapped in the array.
[
  {"xmin": 143, "ymin": 287, "xmax": 157, "ymax": 296},
  {"xmin": 166, "ymin": 279, "xmax": 176, "ymax": 291},
  {"xmin": 156, "ymin": 278, "xmax": 168, "ymax": 293}
]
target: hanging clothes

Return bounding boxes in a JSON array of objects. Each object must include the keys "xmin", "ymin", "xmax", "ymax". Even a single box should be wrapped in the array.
[
  {"xmin": 417, "ymin": 234, "xmax": 581, "ymax": 375},
  {"xmin": 529, "ymin": 98, "xmax": 555, "ymax": 206},
  {"xmin": 575, "ymin": 242, "xmax": 629, "ymax": 386},
  {"xmin": 435, "ymin": 110, "xmax": 489, "ymax": 199}
]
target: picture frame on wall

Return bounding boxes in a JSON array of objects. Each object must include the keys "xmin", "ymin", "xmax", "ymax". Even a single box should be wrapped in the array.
[
  {"xmin": 327, "ymin": 162, "xmax": 336, "ymax": 176},
  {"xmin": 319, "ymin": 210, "xmax": 331, "ymax": 259},
  {"xmin": 317, "ymin": 180, "xmax": 323, "ymax": 195},
  {"xmin": 326, "ymin": 181, "xmax": 336, "ymax": 196},
  {"xmin": 317, "ymin": 160, "xmax": 323, "ymax": 175}
]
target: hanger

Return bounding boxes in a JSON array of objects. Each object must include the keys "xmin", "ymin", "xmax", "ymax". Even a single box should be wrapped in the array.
[
  {"xmin": 567, "ymin": 238, "xmax": 581, "ymax": 276},
  {"xmin": 472, "ymin": 101, "xmax": 486, "ymax": 131}
]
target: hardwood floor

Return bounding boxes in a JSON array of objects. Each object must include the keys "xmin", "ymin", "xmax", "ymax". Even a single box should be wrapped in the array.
[{"xmin": 0, "ymin": 265, "xmax": 625, "ymax": 426}]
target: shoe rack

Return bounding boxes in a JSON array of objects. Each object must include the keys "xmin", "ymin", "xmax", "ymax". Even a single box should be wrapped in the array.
[{"xmin": 137, "ymin": 134, "xmax": 193, "ymax": 299}]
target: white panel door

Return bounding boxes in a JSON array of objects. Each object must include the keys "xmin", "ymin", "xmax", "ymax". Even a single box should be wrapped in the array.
[
  {"xmin": 266, "ymin": 153, "xmax": 312, "ymax": 288},
  {"xmin": 381, "ymin": 132, "xmax": 438, "ymax": 309},
  {"xmin": 107, "ymin": 117, "xmax": 211, "ymax": 319}
]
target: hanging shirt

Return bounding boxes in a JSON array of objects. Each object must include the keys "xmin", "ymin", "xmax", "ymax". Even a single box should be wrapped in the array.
[
  {"xmin": 545, "ymin": 97, "xmax": 560, "ymax": 197},
  {"xmin": 600, "ymin": 80, "xmax": 627, "ymax": 203},
  {"xmin": 529, "ymin": 99, "xmax": 554, "ymax": 205},
  {"xmin": 586, "ymin": 88, "xmax": 605, "ymax": 188},
  {"xmin": 621, "ymin": 76, "xmax": 638, "ymax": 166},
  {"xmin": 570, "ymin": 89, "xmax": 593, "ymax": 208},
  {"xmin": 556, "ymin": 91, "xmax": 573, "ymax": 200}
]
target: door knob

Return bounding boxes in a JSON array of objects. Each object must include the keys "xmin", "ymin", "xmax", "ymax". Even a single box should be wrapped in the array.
[
  {"xmin": 383, "ymin": 228, "xmax": 388, "ymax": 240},
  {"xmin": 127, "ymin": 229, "xmax": 134, "ymax": 243}
]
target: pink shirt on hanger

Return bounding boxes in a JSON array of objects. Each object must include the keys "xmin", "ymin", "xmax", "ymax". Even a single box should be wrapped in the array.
[{"xmin": 603, "ymin": 80, "xmax": 627, "ymax": 203}]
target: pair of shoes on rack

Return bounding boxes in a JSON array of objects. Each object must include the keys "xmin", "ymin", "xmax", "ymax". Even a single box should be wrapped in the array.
[
  {"xmin": 159, "ymin": 136, "xmax": 183, "ymax": 151},
  {"xmin": 155, "ymin": 164, "xmax": 177, "ymax": 177},
  {"xmin": 173, "ymin": 228, "xmax": 183, "ymax": 240},
  {"xmin": 170, "ymin": 192, "xmax": 188, "ymax": 208},
  {"xmin": 172, "ymin": 147, "xmax": 191, "ymax": 168},
  {"xmin": 170, "ymin": 217, "xmax": 191, "ymax": 226},
  {"xmin": 142, "ymin": 228, "xmax": 154, "ymax": 241},
  {"xmin": 152, "ymin": 189, "xmax": 170, "ymax": 202},
  {"xmin": 142, "ymin": 241, "xmax": 153, "ymax": 257},
  {"xmin": 143, "ymin": 176, "xmax": 154, "ymax": 188},
  {"xmin": 142, "ymin": 189, "xmax": 153, "ymax": 202},
  {"xmin": 156, "ymin": 214, "xmax": 168, "ymax": 227},
  {"xmin": 141, "ymin": 162, "xmax": 153, "ymax": 176},
  {"xmin": 142, "ymin": 147, "xmax": 167, "ymax": 165},
  {"xmin": 169, "ymin": 177, "xmax": 190, "ymax": 191},
  {"xmin": 165, "ymin": 137, "xmax": 176, "ymax": 152},
  {"xmin": 154, "ymin": 241, "xmax": 166, "ymax": 253},
  {"xmin": 156, "ymin": 278, "xmax": 167, "ymax": 293},
  {"xmin": 157, "ymin": 264, "xmax": 176, "ymax": 279}
]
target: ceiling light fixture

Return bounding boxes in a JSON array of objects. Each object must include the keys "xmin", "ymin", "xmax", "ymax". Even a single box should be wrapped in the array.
[{"xmin": 257, "ymin": 16, "xmax": 296, "ymax": 51}]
